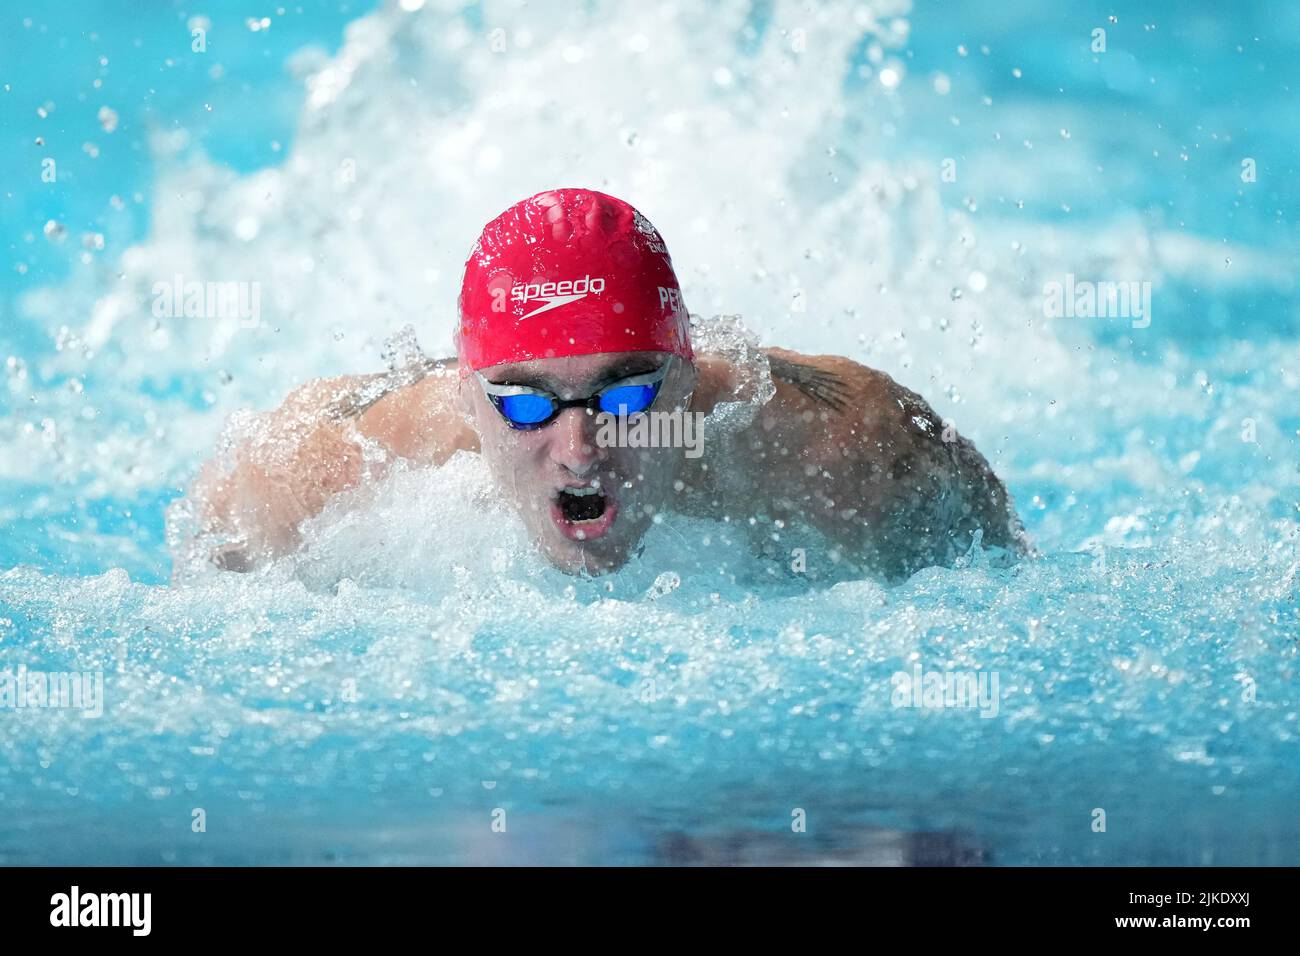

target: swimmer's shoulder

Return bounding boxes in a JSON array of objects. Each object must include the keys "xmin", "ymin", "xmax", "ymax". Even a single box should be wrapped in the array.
[
  {"xmin": 705, "ymin": 346, "xmax": 956, "ymax": 495},
  {"xmin": 345, "ymin": 357, "xmax": 478, "ymax": 464},
  {"xmin": 692, "ymin": 345, "xmax": 900, "ymax": 484},
  {"xmin": 693, "ymin": 345, "xmax": 895, "ymax": 426},
  {"xmin": 761, "ymin": 347, "xmax": 945, "ymax": 442}
]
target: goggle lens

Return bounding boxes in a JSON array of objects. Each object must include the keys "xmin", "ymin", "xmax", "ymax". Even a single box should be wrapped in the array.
[
  {"xmin": 598, "ymin": 382, "xmax": 661, "ymax": 416},
  {"xmin": 497, "ymin": 392, "xmax": 556, "ymax": 426}
]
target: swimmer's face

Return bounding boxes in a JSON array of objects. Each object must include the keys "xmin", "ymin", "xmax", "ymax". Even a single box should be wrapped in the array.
[{"xmin": 461, "ymin": 351, "xmax": 697, "ymax": 575}]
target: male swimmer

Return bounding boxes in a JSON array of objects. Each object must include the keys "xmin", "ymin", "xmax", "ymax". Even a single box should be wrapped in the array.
[{"xmin": 188, "ymin": 188, "xmax": 1029, "ymax": 580}]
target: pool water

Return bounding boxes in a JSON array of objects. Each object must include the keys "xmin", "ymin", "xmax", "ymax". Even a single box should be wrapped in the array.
[{"xmin": 1, "ymin": 0, "xmax": 1297, "ymax": 865}]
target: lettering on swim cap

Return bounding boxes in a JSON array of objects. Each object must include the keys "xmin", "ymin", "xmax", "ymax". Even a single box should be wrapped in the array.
[
  {"xmin": 658, "ymin": 286, "xmax": 684, "ymax": 315},
  {"xmin": 511, "ymin": 276, "xmax": 607, "ymax": 303}
]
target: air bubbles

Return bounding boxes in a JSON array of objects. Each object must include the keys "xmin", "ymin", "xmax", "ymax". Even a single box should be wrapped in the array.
[
  {"xmin": 54, "ymin": 326, "xmax": 83, "ymax": 353},
  {"xmin": 646, "ymin": 571, "xmax": 681, "ymax": 600},
  {"xmin": 5, "ymin": 356, "xmax": 28, "ymax": 390}
]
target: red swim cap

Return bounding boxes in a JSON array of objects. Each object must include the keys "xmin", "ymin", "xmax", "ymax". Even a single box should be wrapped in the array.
[{"xmin": 457, "ymin": 188, "xmax": 693, "ymax": 372}]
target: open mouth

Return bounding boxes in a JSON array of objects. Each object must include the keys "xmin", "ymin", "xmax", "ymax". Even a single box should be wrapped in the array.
[
  {"xmin": 551, "ymin": 486, "xmax": 618, "ymax": 541},
  {"xmin": 558, "ymin": 486, "xmax": 607, "ymax": 522}
]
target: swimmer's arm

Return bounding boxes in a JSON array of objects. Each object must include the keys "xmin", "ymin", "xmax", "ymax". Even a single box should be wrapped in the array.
[
  {"xmin": 854, "ymin": 375, "xmax": 1031, "ymax": 574},
  {"xmin": 761, "ymin": 349, "xmax": 1030, "ymax": 578},
  {"xmin": 188, "ymin": 360, "xmax": 475, "ymax": 571}
]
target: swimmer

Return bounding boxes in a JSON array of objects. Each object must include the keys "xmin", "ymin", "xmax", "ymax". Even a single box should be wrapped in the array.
[{"xmin": 186, "ymin": 188, "xmax": 1030, "ymax": 579}]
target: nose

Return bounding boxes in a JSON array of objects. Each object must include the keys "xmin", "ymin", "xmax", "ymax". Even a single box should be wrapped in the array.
[{"xmin": 547, "ymin": 406, "xmax": 605, "ymax": 476}]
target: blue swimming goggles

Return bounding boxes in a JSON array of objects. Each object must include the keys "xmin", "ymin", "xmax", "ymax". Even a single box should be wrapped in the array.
[{"xmin": 477, "ymin": 361, "xmax": 672, "ymax": 431}]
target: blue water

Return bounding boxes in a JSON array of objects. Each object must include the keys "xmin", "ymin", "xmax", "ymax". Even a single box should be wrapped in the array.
[{"xmin": 0, "ymin": 0, "xmax": 1297, "ymax": 864}]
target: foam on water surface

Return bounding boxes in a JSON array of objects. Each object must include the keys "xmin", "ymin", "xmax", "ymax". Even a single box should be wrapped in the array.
[{"xmin": 1, "ymin": 0, "xmax": 1298, "ymax": 863}]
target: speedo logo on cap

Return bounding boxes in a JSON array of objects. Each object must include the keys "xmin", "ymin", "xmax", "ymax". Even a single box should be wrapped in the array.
[{"xmin": 511, "ymin": 275, "xmax": 606, "ymax": 320}]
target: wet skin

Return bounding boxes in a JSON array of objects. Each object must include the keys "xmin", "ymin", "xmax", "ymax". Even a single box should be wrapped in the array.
[{"xmin": 187, "ymin": 348, "xmax": 1030, "ymax": 579}]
